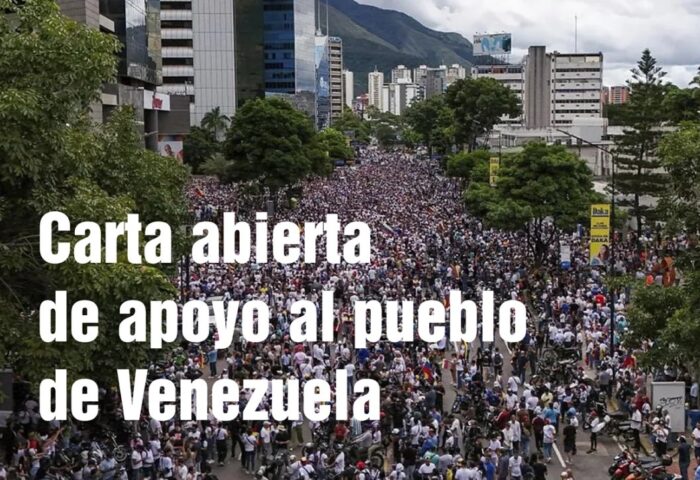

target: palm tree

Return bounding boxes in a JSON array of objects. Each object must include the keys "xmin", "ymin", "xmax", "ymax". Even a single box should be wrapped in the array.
[{"xmin": 201, "ymin": 107, "xmax": 230, "ymax": 141}]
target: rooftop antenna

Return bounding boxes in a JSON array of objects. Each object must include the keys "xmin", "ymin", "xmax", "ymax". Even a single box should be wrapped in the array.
[
  {"xmin": 574, "ymin": 15, "xmax": 578, "ymax": 53},
  {"xmin": 326, "ymin": 0, "xmax": 329, "ymax": 36}
]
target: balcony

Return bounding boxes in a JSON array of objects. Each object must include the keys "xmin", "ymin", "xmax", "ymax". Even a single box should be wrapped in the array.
[
  {"xmin": 162, "ymin": 46, "xmax": 194, "ymax": 58},
  {"xmin": 163, "ymin": 65, "xmax": 195, "ymax": 77},
  {"xmin": 161, "ymin": 9, "xmax": 192, "ymax": 21},
  {"xmin": 162, "ymin": 28, "xmax": 193, "ymax": 40}
]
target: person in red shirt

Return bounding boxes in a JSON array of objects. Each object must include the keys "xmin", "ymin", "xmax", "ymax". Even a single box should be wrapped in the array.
[{"xmin": 334, "ymin": 421, "xmax": 348, "ymax": 442}]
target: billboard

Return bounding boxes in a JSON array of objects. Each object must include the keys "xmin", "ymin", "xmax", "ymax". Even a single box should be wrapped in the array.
[
  {"xmin": 158, "ymin": 134, "xmax": 184, "ymax": 162},
  {"xmin": 473, "ymin": 33, "xmax": 512, "ymax": 56},
  {"xmin": 589, "ymin": 204, "xmax": 611, "ymax": 266},
  {"xmin": 651, "ymin": 382, "xmax": 686, "ymax": 432}
]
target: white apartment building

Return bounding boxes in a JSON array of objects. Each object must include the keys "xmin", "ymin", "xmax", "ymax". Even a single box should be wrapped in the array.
[
  {"xmin": 391, "ymin": 65, "xmax": 413, "ymax": 84},
  {"xmin": 342, "ymin": 70, "xmax": 354, "ymax": 108},
  {"xmin": 550, "ymin": 52, "xmax": 603, "ymax": 126},
  {"xmin": 381, "ymin": 82, "xmax": 420, "ymax": 115},
  {"xmin": 472, "ymin": 46, "xmax": 603, "ymax": 129},
  {"xmin": 368, "ymin": 69, "xmax": 385, "ymax": 108},
  {"xmin": 446, "ymin": 64, "xmax": 467, "ymax": 85}
]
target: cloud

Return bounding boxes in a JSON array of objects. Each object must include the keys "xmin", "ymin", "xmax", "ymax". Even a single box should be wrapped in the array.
[{"xmin": 354, "ymin": 0, "xmax": 700, "ymax": 86}]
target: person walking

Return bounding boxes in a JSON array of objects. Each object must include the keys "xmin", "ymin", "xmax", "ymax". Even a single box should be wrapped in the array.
[
  {"xmin": 542, "ymin": 420, "xmax": 556, "ymax": 464},
  {"xmin": 563, "ymin": 418, "xmax": 577, "ymax": 465},
  {"xmin": 678, "ymin": 436, "xmax": 691, "ymax": 480}
]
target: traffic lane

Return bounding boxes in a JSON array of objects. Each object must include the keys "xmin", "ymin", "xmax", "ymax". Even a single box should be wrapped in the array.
[{"xmin": 490, "ymin": 335, "xmax": 622, "ymax": 480}]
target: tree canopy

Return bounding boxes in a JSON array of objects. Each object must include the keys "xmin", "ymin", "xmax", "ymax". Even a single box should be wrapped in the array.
[
  {"xmin": 222, "ymin": 97, "xmax": 320, "ymax": 191},
  {"xmin": 464, "ymin": 143, "xmax": 594, "ymax": 266},
  {"xmin": 614, "ymin": 49, "xmax": 669, "ymax": 239},
  {"xmin": 445, "ymin": 77, "xmax": 521, "ymax": 151},
  {"xmin": 0, "ymin": 0, "xmax": 188, "ymax": 385}
]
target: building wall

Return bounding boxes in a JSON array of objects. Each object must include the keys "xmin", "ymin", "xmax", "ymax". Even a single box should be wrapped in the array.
[
  {"xmin": 159, "ymin": 1, "xmax": 194, "ymax": 108},
  {"xmin": 315, "ymin": 34, "xmax": 330, "ymax": 129},
  {"xmin": 368, "ymin": 71, "xmax": 384, "ymax": 108},
  {"xmin": 551, "ymin": 53, "xmax": 603, "ymax": 126},
  {"xmin": 391, "ymin": 65, "xmax": 412, "ymax": 84},
  {"xmin": 191, "ymin": 0, "xmax": 236, "ymax": 125},
  {"xmin": 343, "ymin": 70, "xmax": 354, "ymax": 108},
  {"xmin": 234, "ymin": 0, "xmax": 265, "ymax": 107},
  {"xmin": 524, "ymin": 46, "xmax": 551, "ymax": 128},
  {"xmin": 56, "ymin": 0, "xmax": 100, "ymax": 27},
  {"xmin": 425, "ymin": 67, "xmax": 446, "ymax": 98}
]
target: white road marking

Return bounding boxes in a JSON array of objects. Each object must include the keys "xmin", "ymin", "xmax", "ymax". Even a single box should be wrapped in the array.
[{"xmin": 553, "ymin": 443, "xmax": 567, "ymax": 468}]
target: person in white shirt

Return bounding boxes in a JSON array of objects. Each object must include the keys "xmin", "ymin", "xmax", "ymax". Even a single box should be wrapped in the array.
[
  {"xmin": 543, "ymin": 421, "xmax": 556, "ymax": 463},
  {"xmin": 159, "ymin": 453, "xmax": 173, "ymax": 479},
  {"xmin": 417, "ymin": 458, "xmax": 436, "ymax": 476},
  {"xmin": 332, "ymin": 450, "xmax": 345, "ymax": 474},
  {"xmin": 260, "ymin": 421, "xmax": 273, "ymax": 457},
  {"xmin": 509, "ymin": 453, "xmax": 523, "ymax": 479},
  {"xmin": 131, "ymin": 446, "xmax": 144, "ymax": 480}
]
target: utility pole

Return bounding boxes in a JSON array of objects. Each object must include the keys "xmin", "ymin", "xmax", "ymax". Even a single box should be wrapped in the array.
[{"xmin": 556, "ymin": 129, "xmax": 617, "ymax": 381}]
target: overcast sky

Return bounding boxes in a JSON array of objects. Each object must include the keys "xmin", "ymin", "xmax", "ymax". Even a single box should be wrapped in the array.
[{"xmin": 354, "ymin": 0, "xmax": 700, "ymax": 87}]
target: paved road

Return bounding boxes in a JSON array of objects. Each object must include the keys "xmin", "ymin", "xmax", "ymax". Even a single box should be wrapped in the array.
[{"xmin": 203, "ymin": 334, "xmax": 622, "ymax": 480}]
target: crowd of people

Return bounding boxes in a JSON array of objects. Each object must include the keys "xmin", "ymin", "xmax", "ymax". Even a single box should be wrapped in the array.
[{"xmin": 3, "ymin": 148, "xmax": 696, "ymax": 480}]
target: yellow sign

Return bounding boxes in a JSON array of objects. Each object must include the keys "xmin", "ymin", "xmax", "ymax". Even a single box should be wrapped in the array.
[
  {"xmin": 489, "ymin": 157, "xmax": 500, "ymax": 186},
  {"xmin": 590, "ymin": 203, "xmax": 611, "ymax": 266}
]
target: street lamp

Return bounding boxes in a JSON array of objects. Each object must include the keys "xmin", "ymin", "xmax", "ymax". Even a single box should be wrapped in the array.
[{"xmin": 555, "ymin": 129, "xmax": 618, "ymax": 382}]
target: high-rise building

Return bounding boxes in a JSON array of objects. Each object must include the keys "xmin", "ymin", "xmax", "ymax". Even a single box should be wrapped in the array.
[
  {"xmin": 603, "ymin": 85, "xmax": 630, "ymax": 105},
  {"xmin": 315, "ymin": 34, "xmax": 331, "ymax": 129},
  {"xmin": 391, "ymin": 65, "xmax": 412, "ymax": 84},
  {"xmin": 413, "ymin": 65, "xmax": 428, "ymax": 91},
  {"xmin": 425, "ymin": 66, "xmax": 447, "ymax": 98},
  {"xmin": 158, "ymin": 1, "xmax": 194, "ymax": 107},
  {"xmin": 342, "ymin": 70, "xmax": 354, "ymax": 109},
  {"xmin": 472, "ymin": 64, "xmax": 524, "ymax": 125},
  {"xmin": 329, "ymin": 37, "xmax": 344, "ymax": 122},
  {"xmin": 382, "ymin": 83, "xmax": 420, "ymax": 115},
  {"xmin": 58, "ymin": 0, "xmax": 172, "ymax": 151},
  {"xmin": 473, "ymin": 46, "xmax": 603, "ymax": 128},
  {"xmin": 190, "ymin": 1, "xmax": 237, "ymax": 125},
  {"xmin": 368, "ymin": 69, "xmax": 384, "ymax": 108},
  {"xmin": 549, "ymin": 51, "xmax": 603, "ymax": 127},
  {"xmin": 158, "ymin": 1, "xmax": 242, "ymax": 126},
  {"xmin": 263, "ymin": 0, "xmax": 316, "ymax": 98},
  {"xmin": 234, "ymin": 0, "xmax": 265, "ymax": 108},
  {"xmin": 446, "ymin": 64, "xmax": 467, "ymax": 86}
]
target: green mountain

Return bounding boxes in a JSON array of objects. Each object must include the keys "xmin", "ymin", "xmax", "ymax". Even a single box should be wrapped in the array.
[{"xmin": 324, "ymin": 0, "xmax": 479, "ymax": 94}]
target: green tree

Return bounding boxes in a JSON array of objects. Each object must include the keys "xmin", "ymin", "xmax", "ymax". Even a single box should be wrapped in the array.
[
  {"xmin": 317, "ymin": 128, "xmax": 354, "ymax": 162},
  {"xmin": 0, "ymin": 0, "xmax": 187, "ymax": 385},
  {"xmin": 405, "ymin": 96, "xmax": 453, "ymax": 157},
  {"xmin": 614, "ymin": 49, "xmax": 669, "ymax": 240},
  {"xmin": 658, "ymin": 122, "xmax": 700, "ymax": 264},
  {"xmin": 183, "ymin": 126, "xmax": 218, "ymax": 173},
  {"xmin": 201, "ymin": 106, "xmax": 230, "ymax": 141},
  {"xmin": 445, "ymin": 150, "xmax": 490, "ymax": 182},
  {"xmin": 223, "ymin": 98, "xmax": 317, "ymax": 192},
  {"xmin": 332, "ymin": 108, "xmax": 371, "ymax": 143},
  {"xmin": 199, "ymin": 153, "xmax": 229, "ymax": 179},
  {"xmin": 663, "ymin": 84, "xmax": 700, "ymax": 124},
  {"xmin": 445, "ymin": 77, "xmax": 521, "ymax": 151},
  {"xmin": 464, "ymin": 143, "xmax": 594, "ymax": 266}
]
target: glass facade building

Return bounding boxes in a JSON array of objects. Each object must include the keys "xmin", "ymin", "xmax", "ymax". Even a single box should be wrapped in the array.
[
  {"xmin": 234, "ymin": 0, "xmax": 266, "ymax": 107},
  {"xmin": 315, "ymin": 34, "xmax": 330, "ymax": 129},
  {"xmin": 262, "ymin": 0, "xmax": 316, "ymax": 96},
  {"xmin": 101, "ymin": 0, "xmax": 162, "ymax": 86}
]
